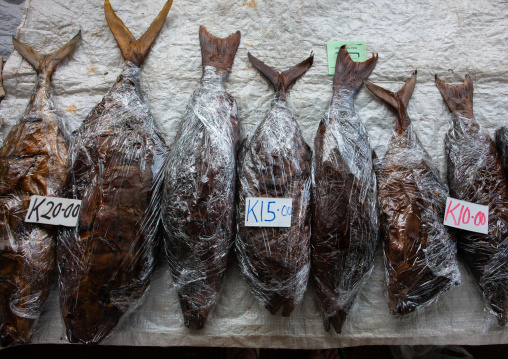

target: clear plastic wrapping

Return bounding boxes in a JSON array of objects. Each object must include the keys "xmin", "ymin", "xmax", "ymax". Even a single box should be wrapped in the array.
[
  {"xmin": 365, "ymin": 73, "xmax": 460, "ymax": 315},
  {"xmin": 162, "ymin": 26, "xmax": 241, "ymax": 329},
  {"xmin": 0, "ymin": 33, "xmax": 79, "ymax": 347},
  {"xmin": 495, "ymin": 126, "xmax": 508, "ymax": 181},
  {"xmin": 436, "ymin": 75, "xmax": 508, "ymax": 326},
  {"xmin": 56, "ymin": 1, "xmax": 170, "ymax": 344},
  {"xmin": 57, "ymin": 62, "xmax": 168, "ymax": 344},
  {"xmin": 312, "ymin": 47, "xmax": 379, "ymax": 333},
  {"xmin": 236, "ymin": 53, "xmax": 313, "ymax": 316}
]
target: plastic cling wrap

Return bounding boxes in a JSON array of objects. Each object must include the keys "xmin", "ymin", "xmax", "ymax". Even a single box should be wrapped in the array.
[
  {"xmin": 495, "ymin": 127, "xmax": 508, "ymax": 181},
  {"xmin": 0, "ymin": 32, "xmax": 80, "ymax": 347},
  {"xmin": 312, "ymin": 47, "xmax": 379, "ymax": 333},
  {"xmin": 236, "ymin": 53, "xmax": 313, "ymax": 317},
  {"xmin": 436, "ymin": 75, "xmax": 508, "ymax": 326},
  {"xmin": 5, "ymin": 0, "xmax": 508, "ymax": 350},
  {"xmin": 162, "ymin": 26, "xmax": 241, "ymax": 329},
  {"xmin": 56, "ymin": 1, "xmax": 171, "ymax": 344},
  {"xmin": 365, "ymin": 72, "xmax": 460, "ymax": 316}
]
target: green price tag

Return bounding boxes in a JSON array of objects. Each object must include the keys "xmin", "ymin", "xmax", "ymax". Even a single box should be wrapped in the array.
[{"xmin": 326, "ymin": 41, "xmax": 367, "ymax": 75}]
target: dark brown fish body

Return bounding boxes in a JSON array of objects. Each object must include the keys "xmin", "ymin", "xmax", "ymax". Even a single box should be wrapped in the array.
[
  {"xmin": 0, "ymin": 32, "xmax": 80, "ymax": 346},
  {"xmin": 162, "ymin": 26, "xmax": 241, "ymax": 330},
  {"xmin": 436, "ymin": 75, "xmax": 508, "ymax": 326},
  {"xmin": 312, "ymin": 47, "xmax": 378, "ymax": 333},
  {"xmin": 495, "ymin": 127, "xmax": 508, "ymax": 180},
  {"xmin": 366, "ymin": 72, "xmax": 460, "ymax": 315},
  {"xmin": 236, "ymin": 53, "xmax": 313, "ymax": 316},
  {"xmin": 57, "ymin": 0, "xmax": 171, "ymax": 344}
]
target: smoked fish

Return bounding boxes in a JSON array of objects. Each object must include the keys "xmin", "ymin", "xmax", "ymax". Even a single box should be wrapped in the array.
[
  {"xmin": 162, "ymin": 26, "xmax": 241, "ymax": 329},
  {"xmin": 365, "ymin": 72, "xmax": 460, "ymax": 315},
  {"xmin": 312, "ymin": 46, "xmax": 378, "ymax": 333},
  {"xmin": 0, "ymin": 32, "xmax": 80, "ymax": 346},
  {"xmin": 495, "ymin": 127, "xmax": 508, "ymax": 181},
  {"xmin": 436, "ymin": 75, "xmax": 508, "ymax": 326},
  {"xmin": 236, "ymin": 52, "xmax": 313, "ymax": 316},
  {"xmin": 57, "ymin": 0, "xmax": 171, "ymax": 344}
]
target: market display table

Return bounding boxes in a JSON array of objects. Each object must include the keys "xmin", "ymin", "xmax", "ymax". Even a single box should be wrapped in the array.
[{"xmin": 1, "ymin": 0, "xmax": 508, "ymax": 349}]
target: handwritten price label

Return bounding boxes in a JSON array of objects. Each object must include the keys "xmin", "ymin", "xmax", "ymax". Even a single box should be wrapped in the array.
[
  {"xmin": 25, "ymin": 195, "xmax": 82, "ymax": 227},
  {"xmin": 443, "ymin": 197, "xmax": 488, "ymax": 234},
  {"xmin": 244, "ymin": 197, "xmax": 292, "ymax": 228}
]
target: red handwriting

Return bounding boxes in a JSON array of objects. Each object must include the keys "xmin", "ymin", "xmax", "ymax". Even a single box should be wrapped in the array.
[{"xmin": 445, "ymin": 199, "xmax": 487, "ymax": 227}]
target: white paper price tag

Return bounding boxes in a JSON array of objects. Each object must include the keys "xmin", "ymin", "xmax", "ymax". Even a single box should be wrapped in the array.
[
  {"xmin": 25, "ymin": 195, "xmax": 82, "ymax": 227},
  {"xmin": 245, "ymin": 197, "xmax": 292, "ymax": 228},
  {"xmin": 443, "ymin": 197, "xmax": 488, "ymax": 234}
]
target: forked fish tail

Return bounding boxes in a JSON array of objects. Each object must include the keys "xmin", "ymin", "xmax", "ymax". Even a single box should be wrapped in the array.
[
  {"xmin": 104, "ymin": 0, "xmax": 172, "ymax": 67},
  {"xmin": 333, "ymin": 45, "xmax": 378, "ymax": 94},
  {"xmin": 12, "ymin": 31, "xmax": 81, "ymax": 78},
  {"xmin": 199, "ymin": 26, "xmax": 241, "ymax": 73},
  {"xmin": 364, "ymin": 71, "xmax": 417, "ymax": 133},
  {"xmin": 435, "ymin": 74, "xmax": 474, "ymax": 118},
  {"xmin": 247, "ymin": 52, "xmax": 313, "ymax": 94}
]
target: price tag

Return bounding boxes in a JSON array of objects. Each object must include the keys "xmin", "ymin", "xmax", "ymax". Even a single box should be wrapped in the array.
[
  {"xmin": 244, "ymin": 197, "xmax": 292, "ymax": 228},
  {"xmin": 326, "ymin": 41, "xmax": 367, "ymax": 75},
  {"xmin": 25, "ymin": 195, "xmax": 82, "ymax": 227},
  {"xmin": 443, "ymin": 197, "xmax": 488, "ymax": 234}
]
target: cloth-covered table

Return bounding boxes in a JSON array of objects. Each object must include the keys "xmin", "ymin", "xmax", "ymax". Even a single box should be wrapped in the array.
[{"xmin": 1, "ymin": 0, "xmax": 508, "ymax": 349}]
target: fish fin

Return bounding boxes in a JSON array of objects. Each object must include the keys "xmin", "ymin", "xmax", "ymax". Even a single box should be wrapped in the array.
[
  {"xmin": 364, "ymin": 80, "xmax": 399, "ymax": 110},
  {"xmin": 248, "ymin": 52, "xmax": 281, "ymax": 91},
  {"xmin": 280, "ymin": 52, "xmax": 313, "ymax": 93},
  {"xmin": 333, "ymin": 45, "xmax": 378, "ymax": 93},
  {"xmin": 199, "ymin": 26, "xmax": 241, "ymax": 72},
  {"xmin": 12, "ymin": 31, "xmax": 81, "ymax": 77},
  {"xmin": 397, "ymin": 70, "xmax": 417, "ymax": 108},
  {"xmin": 365, "ymin": 71, "xmax": 416, "ymax": 133},
  {"xmin": 248, "ymin": 52, "xmax": 313, "ymax": 93},
  {"xmin": 435, "ymin": 74, "xmax": 474, "ymax": 117},
  {"xmin": 137, "ymin": 0, "xmax": 173, "ymax": 60},
  {"xmin": 104, "ymin": 0, "xmax": 172, "ymax": 66}
]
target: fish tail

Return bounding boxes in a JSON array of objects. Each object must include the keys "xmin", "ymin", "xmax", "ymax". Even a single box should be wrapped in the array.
[
  {"xmin": 435, "ymin": 74, "xmax": 473, "ymax": 117},
  {"xmin": 323, "ymin": 309, "xmax": 347, "ymax": 333},
  {"xmin": 248, "ymin": 52, "xmax": 313, "ymax": 93},
  {"xmin": 199, "ymin": 26, "xmax": 241, "ymax": 73},
  {"xmin": 12, "ymin": 31, "xmax": 81, "ymax": 77},
  {"xmin": 364, "ymin": 71, "xmax": 417, "ymax": 132},
  {"xmin": 333, "ymin": 45, "xmax": 378, "ymax": 93},
  {"xmin": 104, "ymin": 0, "xmax": 172, "ymax": 67}
]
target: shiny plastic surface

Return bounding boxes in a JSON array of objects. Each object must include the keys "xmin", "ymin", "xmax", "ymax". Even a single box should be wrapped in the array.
[
  {"xmin": 162, "ymin": 26, "xmax": 240, "ymax": 329},
  {"xmin": 0, "ymin": 33, "xmax": 79, "ymax": 346},
  {"xmin": 236, "ymin": 54, "xmax": 313, "ymax": 317},
  {"xmin": 57, "ymin": 62, "xmax": 168, "ymax": 344},
  {"xmin": 366, "ymin": 74, "xmax": 460, "ymax": 316},
  {"xmin": 312, "ymin": 48, "xmax": 379, "ymax": 333},
  {"xmin": 438, "ymin": 75, "xmax": 508, "ymax": 326}
]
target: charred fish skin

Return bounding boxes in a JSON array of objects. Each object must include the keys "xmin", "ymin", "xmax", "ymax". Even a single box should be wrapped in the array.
[
  {"xmin": 436, "ymin": 75, "xmax": 508, "ymax": 326},
  {"xmin": 57, "ymin": 0, "xmax": 171, "ymax": 345},
  {"xmin": 495, "ymin": 127, "xmax": 508, "ymax": 181},
  {"xmin": 236, "ymin": 53, "xmax": 313, "ymax": 317},
  {"xmin": 312, "ymin": 46, "xmax": 378, "ymax": 333},
  {"xmin": 162, "ymin": 26, "xmax": 241, "ymax": 330},
  {"xmin": 0, "ymin": 32, "xmax": 80, "ymax": 347},
  {"xmin": 365, "ymin": 72, "xmax": 460, "ymax": 316}
]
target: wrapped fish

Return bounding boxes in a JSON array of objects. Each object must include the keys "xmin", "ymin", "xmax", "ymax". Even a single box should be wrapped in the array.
[
  {"xmin": 365, "ymin": 72, "xmax": 460, "ymax": 315},
  {"xmin": 236, "ymin": 52, "xmax": 313, "ymax": 316},
  {"xmin": 312, "ymin": 46, "xmax": 379, "ymax": 333},
  {"xmin": 0, "ymin": 32, "xmax": 80, "ymax": 346},
  {"xmin": 495, "ymin": 127, "xmax": 508, "ymax": 180},
  {"xmin": 57, "ymin": 0, "xmax": 171, "ymax": 344},
  {"xmin": 436, "ymin": 75, "xmax": 508, "ymax": 326},
  {"xmin": 162, "ymin": 26, "xmax": 241, "ymax": 329}
]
